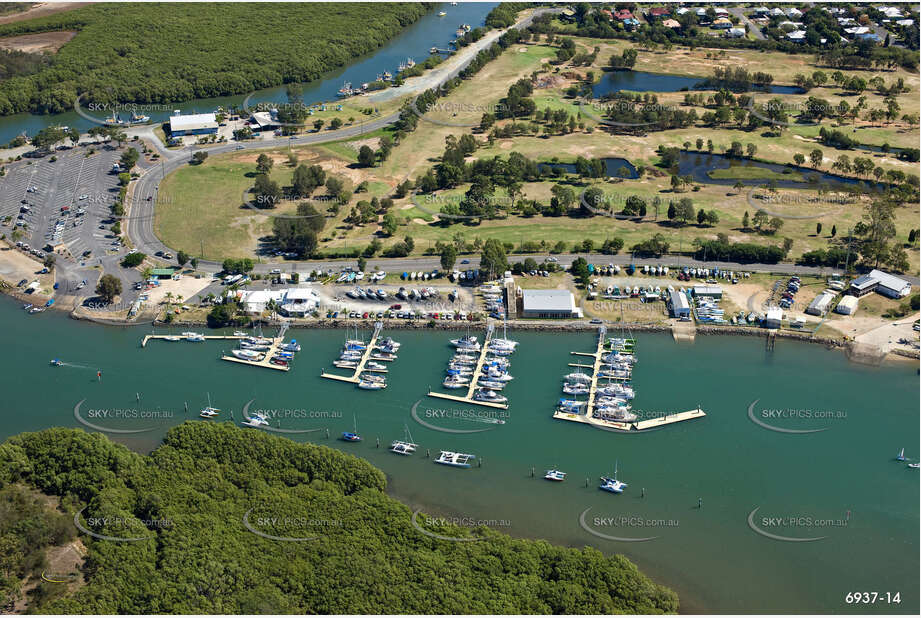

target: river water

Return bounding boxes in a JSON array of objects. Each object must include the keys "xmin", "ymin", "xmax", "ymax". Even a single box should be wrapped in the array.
[
  {"xmin": 1, "ymin": 295, "xmax": 917, "ymax": 614},
  {"xmin": 0, "ymin": 2, "xmax": 498, "ymax": 145}
]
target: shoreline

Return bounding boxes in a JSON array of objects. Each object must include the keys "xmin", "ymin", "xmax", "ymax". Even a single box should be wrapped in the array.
[{"xmin": 56, "ymin": 304, "xmax": 919, "ymax": 366}]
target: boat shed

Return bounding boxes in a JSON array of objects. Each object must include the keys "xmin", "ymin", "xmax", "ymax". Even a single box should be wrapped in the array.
[
  {"xmin": 150, "ymin": 268, "xmax": 180, "ymax": 280},
  {"xmin": 849, "ymin": 269, "xmax": 912, "ymax": 299},
  {"xmin": 692, "ymin": 285, "xmax": 722, "ymax": 299},
  {"xmin": 520, "ymin": 289, "xmax": 580, "ymax": 319},
  {"xmin": 806, "ymin": 292, "xmax": 835, "ymax": 316},
  {"xmin": 764, "ymin": 307, "xmax": 783, "ymax": 329},
  {"xmin": 169, "ymin": 112, "xmax": 218, "ymax": 136},
  {"xmin": 835, "ymin": 295, "xmax": 858, "ymax": 315},
  {"xmin": 669, "ymin": 290, "xmax": 690, "ymax": 318}
]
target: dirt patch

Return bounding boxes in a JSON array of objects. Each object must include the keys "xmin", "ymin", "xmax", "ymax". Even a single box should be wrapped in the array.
[
  {"xmin": 498, "ymin": 140, "xmax": 514, "ymax": 150},
  {"xmin": 0, "ymin": 30, "xmax": 77, "ymax": 53},
  {"xmin": 0, "ymin": 2, "xmax": 89, "ymax": 24},
  {"xmin": 345, "ymin": 137, "xmax": 381, "ymax": 152}
]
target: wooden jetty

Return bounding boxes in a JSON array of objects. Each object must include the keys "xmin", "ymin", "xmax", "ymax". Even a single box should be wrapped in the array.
[{"xmin": 428, "ymin": 323, "xmax": 509, "ymax": 410}]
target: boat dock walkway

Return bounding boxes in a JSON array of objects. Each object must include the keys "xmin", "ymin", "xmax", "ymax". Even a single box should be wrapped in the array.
[
  {"xmin": 552, "ymin": 407, "xmax": 706, "ymax": 431},
  {"xmin": 428, "ymin": 323, "xmax": 508, "ymax": 410},
  {"xmin": 141, "ymin": 334, "xmax": 244, "ymax": 347},
  {"xmin": 321, "ymin": 322, "xmax": 385, "ymax": 384},
  {"xmin": 583, "ymin": 326, "xmax": 606, "ymax": 421},
  {"xmin": 221, "ymin": 322, "xmax": 291, "ymax": 372}
]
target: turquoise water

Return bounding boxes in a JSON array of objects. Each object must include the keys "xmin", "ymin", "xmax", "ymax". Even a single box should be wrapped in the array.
[{"xmin": 1, "ymin": 295, "xmax": 917, "ymax": 613}]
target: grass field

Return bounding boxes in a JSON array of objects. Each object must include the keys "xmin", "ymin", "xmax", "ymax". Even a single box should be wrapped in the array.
[{"xmin": 154, "ymin": 36, "xmax": 920, "ymax": 274}]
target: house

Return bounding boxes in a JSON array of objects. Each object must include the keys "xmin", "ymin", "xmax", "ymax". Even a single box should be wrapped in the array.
[
  {"xmin": 600, "ymin": 8, "xmax": 612, "ymax": 20},
  {"xmin": 726, "ymin": 27, "xmax": 747, "ymax": 38},
  {"xmin": 662, "ymin": 18, "xmax": 681, "ymax": 28},
  {"xmin": 520, "ymin": 289, "xmax": 580, "ymax": 319},
  {"xmin": 711, "ymin": 17, "xmax": 733, "ymax": 29},
  {"xmin": 844, "ymin": 26, "xmax": 871, "ymax": 35},
  {"xmin": 169, "ymin": 112, "xmax": 218, "ymax": 136},
  {"xmin": 752, "ymin": 6, "xmax": 770, "ymax": 17},
  {"xmin": 877, "ymin": 6, "xmax": 904, "ymax": 18},
  {"xmin": 770, "ymin": 7, "xmax": 785, "ymax": 17},
  {"xmin": 713, "ymin": 7, "xmax": 729, "ymax": 16},
  {"xmin": 647, "ymin": 7, "xmax": 671, "ymax": 20},
  {"xmin": 785, "ymin": 7, "xmax": 803, "ymax": 19},
  {"xmin": 764, "ymin": 307, "xmax": 783, "ymax": 328},
  {"xmin": 613, "ymin": 9, "xmax": 634, "ymax": 21},
  {"xmin": 896, "ymin": 18, "xmax": 915, "ymax": 26},
  {"xmin": 669, "ymin": 290, "xmax": 690, "ymax": 318},
  {"xmin": 849, "ymin": 269, "xmax": 913, "ymax": 299},
  {"xmin": 787, "ymin": 30, "xmax": 807, "ymax": 41}
]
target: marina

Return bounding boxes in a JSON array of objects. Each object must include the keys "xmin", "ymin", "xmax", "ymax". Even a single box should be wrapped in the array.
[
  {"xmin": 1, "ymin": 298, "xmax": 917, "ymax": 614},
  {"xmin": 427, "ymin": 323, "xmax": 511, "ymax": 410},
  {"xmin": 555, "ymin": 326, "xmax": 705, "ymax": 431},
  {"xmin": 321, "ymin": 322, "xmax": 397, "ymax": 389}
]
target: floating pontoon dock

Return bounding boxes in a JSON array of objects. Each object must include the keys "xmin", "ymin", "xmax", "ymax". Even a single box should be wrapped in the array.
[
  {"xmin": 321, "ymin": 322, "xmax": 390, "ymax": 384},
  {"xmin": 220, "ymin": 322, "xmax": 291, "ymax": 371},
  {"xmin": 555, "ymin": 326, "xmax": 706, "ymax": 431},
  {"xmin": 427, "ymin": 323, "xmax": 508, "ymax": 410}
]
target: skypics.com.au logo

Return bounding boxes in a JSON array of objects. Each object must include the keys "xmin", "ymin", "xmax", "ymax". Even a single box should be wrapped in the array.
[
  {"xmin": 410, "ymin": 399, "xmax": 508, "ymax": 434},
  {"xmin": 73, "ymin": 399, "xmax": 173, "ymax": 435},
  {"xmin": 73, "ymin": 95, "xmax": 172, "ymax": 127}
]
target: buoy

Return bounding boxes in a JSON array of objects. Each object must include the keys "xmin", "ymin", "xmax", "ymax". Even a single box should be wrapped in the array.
[
  {"xmin": 642, "ymin": 487, "xmax": 646, "ymax": 498},
  {"xmin": 530, "ymin": 466, "xmax": 534, "ymax": 477},
  {"xmin": 325, "ymin": 428, "xmax": 330, "ymax": 439},
  {"xmin": 698, "ymin": 497, "xmax": 702, "ymax": 509}
]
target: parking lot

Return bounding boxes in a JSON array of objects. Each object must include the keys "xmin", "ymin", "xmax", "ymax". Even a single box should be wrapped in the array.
[{"xmin": 0, "ymin": 142, "xmax": 143, "ymax": 305}]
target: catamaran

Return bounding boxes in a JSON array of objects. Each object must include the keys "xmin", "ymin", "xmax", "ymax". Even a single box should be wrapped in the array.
[
  {"xmin": 544, "ymin": 469, "xmax": 566, "ymax": 482},
  {"xmin": 599, "ymin": 461, "xmax": 627, "ymax": 494},
  {"xmin": 390, "ymin": 425, "xmax": 417, "ymax": 455},
  {"xmin": 434, "ymin": 451, "xmax": 475, "ymax": 468},
  {"xmin": 199, "ymin": 393, "xmax": 220, "ymax": 418}
]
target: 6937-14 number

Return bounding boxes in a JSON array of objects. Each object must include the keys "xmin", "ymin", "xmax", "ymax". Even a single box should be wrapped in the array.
[{"xmin": 845, "ymin": 592, "xmax": 900, "ymax": 604}]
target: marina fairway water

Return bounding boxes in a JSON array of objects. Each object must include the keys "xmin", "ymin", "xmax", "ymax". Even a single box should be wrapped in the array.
[{"xmin": 1, "ymin": 296, "xmax": 917, "ymax": 614}]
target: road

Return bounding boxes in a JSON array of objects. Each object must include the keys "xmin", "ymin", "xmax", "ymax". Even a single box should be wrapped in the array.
[
  {"xmin": 728, "ymin": 7, "xmax": 766, "ymax": 40},
  {"xmin": 126, "ymin": 7, "xmax": 561, "ymax": 266},
  {"xmin": 118, "ymin": 6, "xmax": 920, "ymax": 288}
]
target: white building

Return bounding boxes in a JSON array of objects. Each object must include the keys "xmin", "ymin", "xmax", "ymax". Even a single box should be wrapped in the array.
[
  {"xmin": 834, "ymin": 295, "xmax": 859, "ymax": 315},
  {"xmin": 849, "ymin": 269, "xmax": 912, "ymax": 299},
  {"xmin": 169, "ymin": 112, "xmax": 218, "ymax": 136},
  {"xmin": 238, "ymin": 287, "xmax": 320, "ymax": 316},
  {"xmin": 726, "ymin": 27, "xmax": 747, "ymax": 38},
  {"xmin": 765, "ymin": 307, "xmax": 783, "ymax": 329},
  {"xmin": 806, "ymin": 292, "xmax": 835, "ymax": 316},
  {"xmin": 520, "ymin": 289, "xmax": 580, "ymax": 319}
]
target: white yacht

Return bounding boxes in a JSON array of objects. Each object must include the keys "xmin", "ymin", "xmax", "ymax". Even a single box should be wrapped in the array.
[
  {"xmin": 474, "ymin": 389, "xmax": 507, "ymax": 404},
  {"xmin": 358, "ymin": 380, "xmax": 386, "ymax": 390},
  {"xmin": 565, "ymin": 372, "xmax": 591, "ymax": 383},
  {"xmin": 231, "ymin": 349, "xmax": 263, "ymax": 361}
]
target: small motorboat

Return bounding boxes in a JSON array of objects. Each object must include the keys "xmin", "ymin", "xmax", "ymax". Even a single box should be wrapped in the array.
[{"xmin": 49, "ymin": 359, "xmax": 64, "ymax": 367}]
